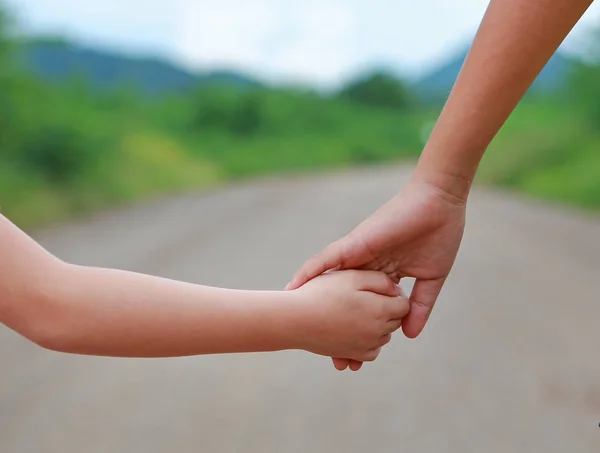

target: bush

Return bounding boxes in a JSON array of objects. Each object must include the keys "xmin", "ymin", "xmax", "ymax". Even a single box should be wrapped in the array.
[
  {"xmin": 338, "ymin": 71, "xmax": 412, "ymax": 110},
  {"xmin": 568, "ymin": 61, "xmax": 600, "ymax": 130},
  {"xmin": 17, "ymin": 123, "xmax": 106, "ymax": 183},
  {"xmin": 190, "ymin": 86, "xmax": 266, "ymax": 136}
]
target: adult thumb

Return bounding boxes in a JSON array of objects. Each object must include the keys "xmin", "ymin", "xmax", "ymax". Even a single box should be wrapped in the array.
[
  {"xmin": 285, "ymin": 240, "xmax": 346, "ymax": 290},
  {"xmin": 402, "ymin": 277, "xmax": 445, "ymax": 338}
]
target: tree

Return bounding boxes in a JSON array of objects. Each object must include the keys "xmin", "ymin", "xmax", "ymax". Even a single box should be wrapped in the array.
[
  {"xmin": 191, "ymin": 85, "xmax": 264, "ymax": 136},
  {"xmin": 339, "ymin": 71, "xmax": 412, "ymax": 110}
]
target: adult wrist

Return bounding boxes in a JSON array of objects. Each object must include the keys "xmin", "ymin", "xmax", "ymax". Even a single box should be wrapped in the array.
[{"xmin": 411, "ymin": 156, "xmax": 474, "ymax": 207}]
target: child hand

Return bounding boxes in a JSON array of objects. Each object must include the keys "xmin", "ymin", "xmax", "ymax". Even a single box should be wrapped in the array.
[
  {"xmin": 290, "ymin": 270, "xmax": 409, "ymax": 363},
  {"xmin": 332, "ymin": 284, "xmax": 408, "ymax": 372}
]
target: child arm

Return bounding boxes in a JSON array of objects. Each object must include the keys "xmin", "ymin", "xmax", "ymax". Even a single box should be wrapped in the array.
[
  {"xmin": 0, "ymin": 215, "xmax": 408, "ymax": 360},
  {"xmin": 0, "ymin": 214, "xmax": 301, "ymax": 357}
]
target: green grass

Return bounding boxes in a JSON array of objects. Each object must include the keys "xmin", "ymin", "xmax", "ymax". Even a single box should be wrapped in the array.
[
  {"xmin": 518, "ymin": 139, "xmax": 600, "ymax": 208},
  {"xmin": 478, "ymin": 99, "xmax": 600, "ymax": 209},
  {"xmin": 0, "ymin": 130, "xmax": 223, "ymax": 228}
]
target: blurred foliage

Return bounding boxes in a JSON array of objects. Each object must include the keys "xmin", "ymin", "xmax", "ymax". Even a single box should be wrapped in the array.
[
  {"xmin": 477, "ymin": 24, "xmax": 600, "ymax": 210},
  {"xmin": 0, "ymin": 3, "xmax": 422, "ymax": 228},
  {"xmin": 567, "ymin": 31, "xmax": 600, "ymax": 130},
  {"xmin": 339, "ymin": 71, "xmax": 412, "ymax": 110},
  {"xmin": 1, "ymin": 0, "xmax": 600, "ymax": 229}
]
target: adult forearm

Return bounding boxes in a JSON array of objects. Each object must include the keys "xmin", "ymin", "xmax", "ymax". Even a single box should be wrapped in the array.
[
  {"xmin": 19, "ymin": 263, "xmax": 301, "ymax": 358},
  {"xmin": 413, "ymin": 0, "xmax": 593, "ymax": 202}
]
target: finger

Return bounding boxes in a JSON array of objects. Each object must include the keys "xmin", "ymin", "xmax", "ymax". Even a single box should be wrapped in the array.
[
  {"xmin": 402, "ymin": 277, "xmax": 445, "ymax": 339},
  {"xmin": 356, "ymin": 271, "xmax": 402, "ymax": 296},
  {"xmin": 286, "ymin": 240, "xmax": 346, "ymax": 290},
  {"xmin": 332, "ymin": 357, "xmax": 350, "ymax": 371},
  {"xmin": 386, "ymin": 318, "xmax": 404, "ymax": 333},
  {"xmin": 349, "ymin": 360, "xmax": 363, "ymax": 371},
  {"xmin": 386, "ymin": 295, "xmax": 411, "ymax": 319}
]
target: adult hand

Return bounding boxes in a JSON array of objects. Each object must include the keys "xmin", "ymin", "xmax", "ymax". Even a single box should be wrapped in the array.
[{"xmin": 286, "ymin": 178, "xmax": 466, "ymax": 370}]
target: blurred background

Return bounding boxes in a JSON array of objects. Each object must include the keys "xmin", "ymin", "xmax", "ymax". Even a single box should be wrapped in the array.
[
  {"xmin": 2, "ymin": 1, "xmax": 600, "ymax": 452},
  {"xmin": 1, "ymin": 0, "xmax": 600, "ymax": 227}
]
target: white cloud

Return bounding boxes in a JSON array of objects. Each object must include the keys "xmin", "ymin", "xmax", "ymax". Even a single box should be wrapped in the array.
[
  {"xmin": 173, "ymin": 0, "xmax": 360, "ymax": 87},
  {"xmin": 173, "ymin": 0, "xmax": 279, "ymax": 71},
  {"xmin": 172, "ymin": 0, "xmax": 495, "ymax": 87},
  {"xmin": 261, "ymin": 1, "xmax": 359, "ymax": 85}
]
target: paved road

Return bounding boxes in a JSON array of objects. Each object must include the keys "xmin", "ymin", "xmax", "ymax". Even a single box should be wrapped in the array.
[{"xmin": 2, "ymin": 166, "xmax": 600, "ymax": 452}]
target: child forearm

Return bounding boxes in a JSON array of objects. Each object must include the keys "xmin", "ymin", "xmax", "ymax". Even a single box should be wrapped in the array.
[
  {"xmin": 15, "ymin": 262, "xmax": 303, "ymax": 358},
  {"xmin": 413, "ymin": 0, "xmax": 593, "ymax": 202},
  {"xmin": 1, "ymin": 215, "xmax": 299, "ymax": 357}
]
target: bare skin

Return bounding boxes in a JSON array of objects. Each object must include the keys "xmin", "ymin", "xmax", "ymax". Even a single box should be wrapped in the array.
[
  {"xmin": 287, "ymin": 0, "xmax": 595, "ymax": 371},
  {"xmin": 0, "ymin": 214, "xmax": 408, "ymax": 361}
]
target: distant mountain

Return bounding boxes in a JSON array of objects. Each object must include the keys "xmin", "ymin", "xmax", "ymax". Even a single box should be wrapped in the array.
[
  {"xmin": 18, "ymin": 37, "xmax": 576, "ymax": 103},
  {"xmin": 413, "ymin": 47, "xmax": 575, "ymax": 104},
  {"xmin": 19, "ymin": 37, "xmax": 261, "ymax": 95}
]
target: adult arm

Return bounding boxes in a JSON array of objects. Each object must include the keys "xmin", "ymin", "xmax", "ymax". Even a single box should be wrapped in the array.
[
  {"xmin": 413, "ymin": 0, "xmax": 594, "ymax": 202},
  {"xmin": 287, "ymin": 0, "xmax": 593, "ymax": 371}
]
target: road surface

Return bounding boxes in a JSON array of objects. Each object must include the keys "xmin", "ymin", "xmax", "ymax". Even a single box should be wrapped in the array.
[{"xmin": 1, "ymin": 166, "xmax": 600, "ymax": 452}]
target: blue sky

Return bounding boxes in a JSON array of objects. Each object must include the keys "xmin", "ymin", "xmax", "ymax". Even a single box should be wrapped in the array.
[{"xmin": 6, "ymin": 0, "xmax": 600, "ymax": 88}]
